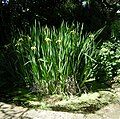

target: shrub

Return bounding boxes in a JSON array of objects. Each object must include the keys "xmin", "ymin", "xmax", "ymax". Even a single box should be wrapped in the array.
[
  {"xmin": 111, "ymin": 20, "xmax": 120, "ymax": 40},
  {"xmin": 93, "ymin": 34, "xmax": 120, "ymax": 83}
]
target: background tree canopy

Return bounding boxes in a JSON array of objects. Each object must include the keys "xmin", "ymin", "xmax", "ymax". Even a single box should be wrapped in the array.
[{"xmin": 0, "ymin": 0, "xmax": 120, "ymax": 45}]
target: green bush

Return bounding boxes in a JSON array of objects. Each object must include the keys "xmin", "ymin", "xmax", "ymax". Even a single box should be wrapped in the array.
[
  {"xmin": 111, "ymin": 20, "xmax": 120, "ymax": 40},
  {"xmin": 93, "ymin": 34, "xmax": 120, "ymax": 83},
  {"xmin": 13, "ymin": 22, "xmax": 100, "ymax": 95}
]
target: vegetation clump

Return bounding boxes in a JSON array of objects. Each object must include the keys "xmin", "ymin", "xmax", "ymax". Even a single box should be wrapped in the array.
[{"xmin": 0, "ymin": 0, "xmax": 120, "ymax": 114}]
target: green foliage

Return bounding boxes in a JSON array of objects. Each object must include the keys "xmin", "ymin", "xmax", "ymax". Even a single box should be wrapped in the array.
[
  {"xmin": 2, "ymin": 0, "xmax": 119, "ymax": 41},
  {"xmin": 111, "ymin": 20, "xmax": 120, "ymax": 39},
  {"xmin": 94, "ymin": 34, "xmax": 120, "ymax": 82},
  {"xmin": 13, "ymin": 22, "xmax": 98, "ymax": 95},
  {"xmin": 92, "ymin": 19, "xmax": 120, "ymax": 83},
  {"xmin": 50, "ymin": 91, "xmax": 117, "ymax": 113},
  {"xmin": 0, "ymin": 46, "xmax": 25, "ymax": 90}
]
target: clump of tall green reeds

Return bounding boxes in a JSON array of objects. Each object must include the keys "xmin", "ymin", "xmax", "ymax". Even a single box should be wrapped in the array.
[{"xmin": 13, "ymin": 22, "xmax": 100, "ymax": 95}]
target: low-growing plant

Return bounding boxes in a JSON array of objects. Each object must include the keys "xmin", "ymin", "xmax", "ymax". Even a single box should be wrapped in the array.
[
  {"xmin": 13, "ymin": 22, "xmax": 100, "ymax": 95},
  {"xmin": 93, "ymin": 33, "xmax": 120, "ymax": 84}
]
